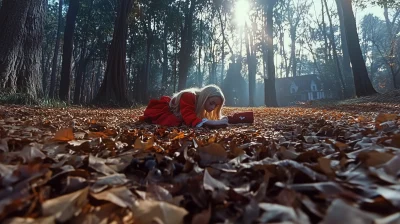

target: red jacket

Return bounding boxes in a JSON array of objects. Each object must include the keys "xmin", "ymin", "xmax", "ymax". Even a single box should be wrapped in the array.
[{"xmin": 141, "ymin": 92, "xmax": 202, "ymax": 127}]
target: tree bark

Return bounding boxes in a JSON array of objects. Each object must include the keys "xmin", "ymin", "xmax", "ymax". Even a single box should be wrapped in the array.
[
  {"xmin": 264, "ymin": 0, "xmax": 278, "ymax": 107},
  {"xmin": 323, "ymin": 0, "xmax": 346, "ymax": 99},
  {"xmin": 49, "ymin": 0, "xmax": 63, "ymax": 99},
  {"xmin": 197, "ymin": 19, "xmax": 203, "ymax": 87},
  {"xmin": 74, "ymin": 0, "xmax": 94, "ymax": 104},
  {"xmin": 340, "ymin": 0, "xmax": 377, "ymax": 97},
  {"xmin": 245, "ymin": 22, "xmax": 256, "ymax": 107},
  {"xmin": 161, "ymin": 22, "xmax": 169, "ymax": 94},
  {"xmin": 93, "ymin": 0, "xmax": 132, "ymax": 106},
  {"xmin": 0, "ymin": 0, "xmax": 46, "ymax": 99},
  {"xmin": 59, "ymin": 0, "xmax": 79, "ymax": 102},
  {"xmin": 177, "ymin": 0, "xmax": 195, "ymax": 91},
  {"xmin": 335, "ymin": 0, "xmax": 354, "ymax": 96}
]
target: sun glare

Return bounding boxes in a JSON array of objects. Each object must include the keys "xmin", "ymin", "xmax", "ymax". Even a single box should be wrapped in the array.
[{"xmin": 235, "ymin": 0, "xmax": 250, "ymax": 26}]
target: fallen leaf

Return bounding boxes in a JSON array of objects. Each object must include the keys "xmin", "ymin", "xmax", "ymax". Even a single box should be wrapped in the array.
[
  {"xmin": 88, "ymin": 154, "xmax": 117, "ymax": 175},
  {"xmin": 203, "ymin": 168, "xmax": 229, "ymax": 191},
  {"xmin": 132, "ymin": 200, "xmax": 188, "ymax": 224},
  {"xmin": 198, "ymin": 143, "xmax": 227, "ymax": 166},
  {"xmin": 322, "ymin": 199, "xmax": 380, "ymax": 224},
  {"xmin": 53, "ymin": 128, "xmax": 75, "ymax": 141},
  {"xmin": 91, "ymin": 186, "xmax": 135, "ymax": 209},
  {"xmin": 191, "ymin": 205, "xmax": 211, "ymax": 224},
  {"xmin": 42, "ymin": 187, "xmax": 89, "ymax": 222}
]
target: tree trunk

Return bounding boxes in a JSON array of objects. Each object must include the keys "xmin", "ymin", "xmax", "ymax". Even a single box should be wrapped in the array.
[
  {"xmin": 74, "ymin": 0, "xmax": 93, "ymax": 104},
  {"xmin": 142, "ymin": 28, "xmax": 152, "ymax": 103},
  {"xmin": 93, "ymin": 0, "xmax": 132, "ymax": 106},
  {"xmin": 383, "ymin": 4, "xmax": 398, "ymax": 89},
  {"xmin": 323, "ymin": 0, "xmax": 346, "ymax": 99},
  {"xmin": 264, "ymin": 0, "xmax": 278, "ymax": 107},
  {"xmin": 49, "ymin": 0, "xmax": 63, "ymax": 99},
  {"xmin": 340, "ymin": 0, "xmax": 377, "ymax": 97},
  {"xmin": 335, "ymin": 0, "xmax": 354, "ymax": 96},
  {"xmin": 245, "ymin": 23, "xmax": 256, "ymax": 107},
  {"xmin": 161, "ymin": 22, "xmax": 169, "ymax": 94},
  {"xmin": 177, "ymin": 0, "xmax": 195, "ymax": 91},
  {"xmin": 197, "ymin": 19, "xmax": 202, "ymax": 87},
  {"xmin": 59, "ymin": 0, "xmax": 79, "ymax": 102},
  {"xmin": 0, "ymin": 0, "xmax": 46, "ymax": 99},
  {"xmin": 321, "ymin": 0, "xmax": 329, "ymax": 63},
  {"xmin": 290, "ymin": 27, "xmax": 297, "ymax": 77}
]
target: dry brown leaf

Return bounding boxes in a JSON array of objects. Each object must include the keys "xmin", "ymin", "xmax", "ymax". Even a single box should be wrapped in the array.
[
  {"xmin": 91, "ymin": 186, "xmax": 135, "ymax": 209},
  {"xmin": 382, "ymin": 154, "xmax": 400, "ymax": 176},
  {"xmin": 322, "ymin": 199, "xmax": 380, "ymax": 224},
  {"xmin": 203, "ymin": 168, "xmax": 229, "ymax": 191},
  {"xmin": 198, "ymin": 143, "xmax": 227, "ymax": 166},
  {"xmin": 53, "ymin": 128, "xmax": 75, "ymax": 141},
  {"xmin": 132, "ymin": 200, "xmax": 188, "ymax": 224},
  {"xmin": 191, "ymin": 205, "xmax": 211, "ymax": 224},
  {"xmin": 391, "ymin": 134, "xmax": 400, "ymax": 148},
  {"xmin": 42, "ymin": 187, "xmax": 89, "ymax": 222},
  {"xmin": 318, "ymin": 157, "xmax": 334, "ymax": 177},
  {"xmin": 375, "ymin": 113, "xmax": 398, "ymax": 125},
  {"xmin": 134, "ymin": 137, "xmax": 154, "ymax": 150},
  {"xmin": 358, "ymin": 151, "xmax": 395, "ymax": 167}
]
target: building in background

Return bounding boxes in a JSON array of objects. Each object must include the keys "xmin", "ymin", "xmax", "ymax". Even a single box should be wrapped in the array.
[{"xmin": 275, "ymin": 75, "xmax": 334, "ymax": 106}]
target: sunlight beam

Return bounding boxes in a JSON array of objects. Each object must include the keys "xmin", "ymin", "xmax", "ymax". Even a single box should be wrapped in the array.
[{"xmin": 235, "ymin": 0, "xmax": 250, "ymax": 26}]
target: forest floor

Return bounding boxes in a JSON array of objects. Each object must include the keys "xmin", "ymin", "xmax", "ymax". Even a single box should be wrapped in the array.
[{"xmin": 1, "ymin": 91, "xmax": 400, "ymax": 223}]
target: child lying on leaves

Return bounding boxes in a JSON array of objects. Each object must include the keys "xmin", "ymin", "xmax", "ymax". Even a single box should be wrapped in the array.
[{"xmin": 139, "ymin": 84, "xmax": 253, "ymax": 129}]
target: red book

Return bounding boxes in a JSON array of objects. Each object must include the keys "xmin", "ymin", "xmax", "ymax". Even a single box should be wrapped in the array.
[{"xmin": 228, "ymin": 112, "xmax": 254, "ymax": 124}]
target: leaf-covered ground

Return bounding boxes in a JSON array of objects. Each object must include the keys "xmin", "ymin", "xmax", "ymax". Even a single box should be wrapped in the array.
[{"xmin": 1, "ymin": 102, "xmax": 400, "ymax": 224}]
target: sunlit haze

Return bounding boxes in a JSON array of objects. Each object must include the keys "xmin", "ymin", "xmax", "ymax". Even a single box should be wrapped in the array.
[{"xmin": 235, "ymin": 0, "xmax": 250, "ymax": 26}]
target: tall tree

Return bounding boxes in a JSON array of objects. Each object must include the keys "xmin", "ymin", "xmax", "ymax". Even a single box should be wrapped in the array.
[
  {"xmin": 340, "ymin": 0, "xmax": 377, "ymax": 97},
  {"xmin": 59, "ymin": 0, "xmax": 79, "ymax": 102},
  {"xmin": 335, "ymin": 0, "xmax": 354, "ymax": 96},
  {"xmin": 0, "ymin": 0, "xmax": 46, "ymax": 99},
  {"xmin": 285, "ymin": 0, "xmax": 311, "ymax": 77},
  {"xmin": 322, "ymin": 0, "xmax": 346, "ymax": 98},
  {"xmin": 264, "ymin": 0, "xmax": 278, "ymax": 107},
  {"xmin": 177, "ymin": 0, "xmax": 196, "ymax": 91},
  {"xmin": 93, "ymin": 0, "xmax": 133, "ymax": 106},
  {"xmin": 73, "ymin": 0, "xmax": 94, "ymax": 104},
  {"xmin": 49, "ymin": 0, "xmax": 63, "ymax": 99},
  {"xmin": 245, "ymin": 22, "xmax": 256, "ymax": 107}
]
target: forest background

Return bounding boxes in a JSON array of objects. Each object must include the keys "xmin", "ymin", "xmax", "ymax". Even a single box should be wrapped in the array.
[{"xmin": 0, "ymin": 0, "xmax": 399, "ymax": 107}]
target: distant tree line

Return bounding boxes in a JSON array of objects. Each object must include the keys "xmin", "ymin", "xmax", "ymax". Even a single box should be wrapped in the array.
[{"xmin": 0, "ymin": 0, "xmax": 398, "ymax": 107}]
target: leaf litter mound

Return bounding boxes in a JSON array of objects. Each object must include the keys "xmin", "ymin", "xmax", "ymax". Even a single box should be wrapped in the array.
[{"xmin": 0, "ymin": 104, "xmax": 400, "ymax": 223}]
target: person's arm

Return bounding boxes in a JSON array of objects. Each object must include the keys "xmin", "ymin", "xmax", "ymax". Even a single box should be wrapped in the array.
[
  {"xmin": 179, "ymin": 93, "xmax": 203, "ymax": 127},
  {"xmin": 179, "ymin": 93, "xmax": 228, "ymax": 128}
]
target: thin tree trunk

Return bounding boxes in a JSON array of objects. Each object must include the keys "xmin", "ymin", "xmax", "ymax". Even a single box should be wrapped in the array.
[
  {"xmin": 264, "ymin": 0, "xmax": 278, "ymax": 107},
  {"xmin": 321, "ymin": 0, "xmax": 329, "ymax": 63},
  {"xmin": 245, "ymin": 22, "xmax": 256, "ymax": 107},
  {"xmin": 59, "ymin": 0, "xmax": 79, "ymax": 102},
  {"xmin": 197, "ymin": 19, "xmax": 202, "ymax": 86},
  {"xmin": 323, "ymin": 0, "xmax": 346, "ymax": 99},
  {"xmin": 49, "ymin": 0, "xmax": 63, "ymax": 99},
  {"xmin": 161, "ymin": 22, "xmax": 169, "ymax": 94},
  {"xmin": 74, "ymin": 0, "xmax": 93, "ymax": 104}
]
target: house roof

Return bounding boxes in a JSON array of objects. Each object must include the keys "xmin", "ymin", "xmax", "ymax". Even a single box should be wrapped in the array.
[{"xmin": 276, "ymin": 74, "xmax": 323, "ymax": 93}]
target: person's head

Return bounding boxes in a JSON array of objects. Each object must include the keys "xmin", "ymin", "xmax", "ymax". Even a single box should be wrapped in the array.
[
  {"xmin": 196, "ymin": 84, "xmax": 225, "ymax": 120},
  {"xmin": 169, "ymin": 84, "xmax": 225, "ymax": 120}
]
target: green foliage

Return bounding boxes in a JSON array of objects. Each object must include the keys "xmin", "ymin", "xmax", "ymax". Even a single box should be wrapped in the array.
[
  {"xmin": 0, "ymin": 92, "xmax": 38, "ymax": 105},
  {"xmin": 0, "ymin": 90, "xmax": 68, "ymax": 107}
]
